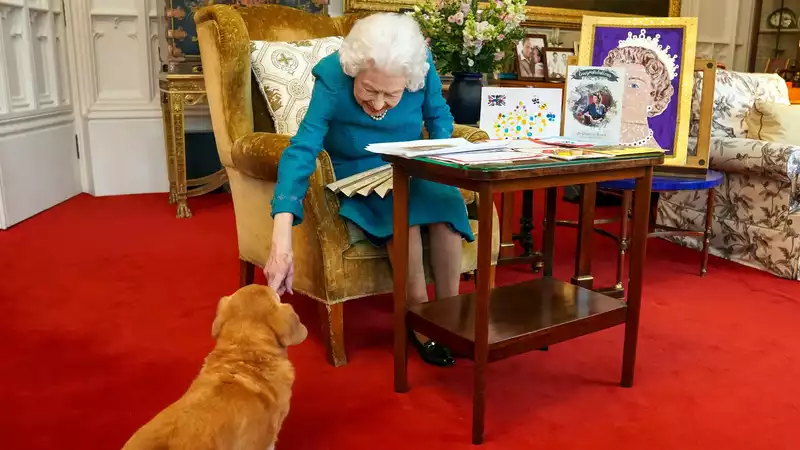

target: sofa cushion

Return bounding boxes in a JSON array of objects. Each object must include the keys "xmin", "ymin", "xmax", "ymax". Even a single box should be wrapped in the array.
[
  {"xmin": 250, "ymin": 37, "xmax": 343, "ymax": 136},
  {"xmin": 746, "ymin": 100, "xmax": 800, "ymax": 146},
  {"xmin": 690, "ymin": 70, "xmax": 790, "ymax": 139}
]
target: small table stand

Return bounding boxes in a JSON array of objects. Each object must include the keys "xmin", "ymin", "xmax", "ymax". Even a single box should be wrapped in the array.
[
  {"xmin": 388, "ymin": 153, "xmax": 663, "ymax": 444},
  {"xmin": 159, "ymin": 74, "xmax": 228, "ymax": 218},
  {"xmin": 558, "ymin": 171, "xmax": 724, "ymax": 297}
]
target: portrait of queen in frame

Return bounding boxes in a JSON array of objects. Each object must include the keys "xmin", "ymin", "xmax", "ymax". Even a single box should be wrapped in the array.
[{"xmin": 579, "ymin": 17, "xmax": 698, "ymax": 167}]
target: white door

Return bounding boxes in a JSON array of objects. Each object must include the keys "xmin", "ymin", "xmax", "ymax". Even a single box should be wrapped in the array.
[{"xmin": 0, "ymin": 0, "xmax": 79, "ymax": 230}]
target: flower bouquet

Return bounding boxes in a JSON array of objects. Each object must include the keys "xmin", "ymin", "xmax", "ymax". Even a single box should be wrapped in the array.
[
  {"xmin": 409, "ymin": 0, "xmax": 528, "ymax": 75},
  {"xmin": 409, "ymin": 0, "xmax": 528, "ymax": 123}
]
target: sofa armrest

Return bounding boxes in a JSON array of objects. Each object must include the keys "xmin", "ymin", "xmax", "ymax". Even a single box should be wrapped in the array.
[{"xmin": 703, "ymin": 136, "xmax": 800, "ymax": 183}]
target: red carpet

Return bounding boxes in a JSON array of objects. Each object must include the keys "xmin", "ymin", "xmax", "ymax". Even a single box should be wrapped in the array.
[{"xmin": 1, "ymin": 193, "xmax": 798, "ymax": 450}]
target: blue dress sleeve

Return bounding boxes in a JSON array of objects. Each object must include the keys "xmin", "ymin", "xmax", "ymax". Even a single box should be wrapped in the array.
[
  {"xmin": 422, "ymin": 52, "xmax": 454, "ymax": 140},
  {"xmin": 270, "ymin": 68, "xmax": 339, "ymax": 226}
]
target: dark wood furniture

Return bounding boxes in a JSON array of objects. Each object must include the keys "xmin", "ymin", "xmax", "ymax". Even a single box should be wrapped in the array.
[{"xmin": 388, "ymin": 153, "xmax": 663, "ymax": 444}]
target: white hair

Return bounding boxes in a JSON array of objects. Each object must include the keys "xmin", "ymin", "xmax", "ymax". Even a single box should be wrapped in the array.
[{"xmin": 339, "ymin": 13, "xmax": 429, "ymax": 92}]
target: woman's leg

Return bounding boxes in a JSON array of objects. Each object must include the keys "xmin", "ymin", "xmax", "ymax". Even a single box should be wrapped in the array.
[
  {"xmin": 387, "ymin": 226, "xmax": 430, "ymax": 342},
  {"xmin": 427, "ymin": 222, "xmax": 463, "ymax": 299}
]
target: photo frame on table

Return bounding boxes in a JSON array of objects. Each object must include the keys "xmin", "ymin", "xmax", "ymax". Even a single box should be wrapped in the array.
[
  {"xmin": 578, "ymin": 16, "xmax": 698, "ymax": 168},
  {"xmin": 515, "ymin": 34, "xmax": 549, "ymax": 81},
  {"xmin": 544, "ymin": 48, "xmax": 575, "ymax": 83}
]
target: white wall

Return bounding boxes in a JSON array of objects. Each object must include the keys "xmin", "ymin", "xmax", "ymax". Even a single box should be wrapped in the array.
[
  {"xmin": 683, "ymin": 0, "xmax": 754, "ymax": 71},
  {"xmin": 0, "ymin": 0, "xmax": 80, "ymax": 229},
  {"xmin": 66, "ymin": 0, "xmax": 168, "ymax": 197}
]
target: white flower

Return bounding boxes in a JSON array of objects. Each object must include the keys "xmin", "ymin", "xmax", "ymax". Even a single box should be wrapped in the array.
[{"xmin": 468, "ymin": 58, "xmax": 474, "ymax": 67}]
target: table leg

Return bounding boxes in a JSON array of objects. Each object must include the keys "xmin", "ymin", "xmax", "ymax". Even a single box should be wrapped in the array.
[
  {"xmin": 621, "ymin": 167, "xmax": 654, "ymax": 388},
  {"xmin": 499, "ymin": 193, "xmax": 515, "ymax": 260},
  {"xmin": 516, "ymin": 190, "xmax": 534, "ymax": 257},
  {"xmin": 160, "ymin": 92, "xmax": 177, "ymax": 205},
  {"xmin": 472, "ymin": 185, "xmax": 494, "ymax": 445},
  {"xmin": 166, "ymin": 92, "xmax": 191, "ymax": 218},
  {"xmin": 701, "ymin": 188, "xmax": 715, "ymax": 277},
  {"xmin": 543, "ymin": 187, "xmax": 557, "ymax": 278},
  {"xmin": 392, "ymin": 166, "xmax": 410, "ymax": 394},
  {"xmin": 615, "ymin": 191, "xmax": 633, "ymax": 291},
  {"xmin": 572, "ymin": 183, "xmax": 597, "ymax": 289}
]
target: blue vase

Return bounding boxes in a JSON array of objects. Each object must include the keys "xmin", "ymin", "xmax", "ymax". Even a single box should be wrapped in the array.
[{"xmin": 446, "ymin": 72, "xmax": 484, "ymax": 125}]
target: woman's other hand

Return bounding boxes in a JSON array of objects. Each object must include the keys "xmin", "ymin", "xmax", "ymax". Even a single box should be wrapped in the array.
[{"xmin": 265, "ymin": 213, "xmax": 295, "ymax": 295}]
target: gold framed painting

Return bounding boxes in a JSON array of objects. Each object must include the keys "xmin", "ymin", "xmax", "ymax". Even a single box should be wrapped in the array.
[
  {"xmin": 578, "ymin": 16, "xmax": 698, "ymax": 168},
  {"xmin": 344, "ymin": 0, "xmax": 681, "ymax": 29}
]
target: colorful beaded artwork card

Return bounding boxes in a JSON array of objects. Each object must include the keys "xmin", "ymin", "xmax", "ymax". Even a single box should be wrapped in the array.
[{"xmin": 478, "ymin": 87, "xmax": 563, "ymax": 140}]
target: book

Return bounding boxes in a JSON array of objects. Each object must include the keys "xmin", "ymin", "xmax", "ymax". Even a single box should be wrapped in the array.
[{"xmin": 563, "ymin": 66, "xmax": 627, "ymax": 145}]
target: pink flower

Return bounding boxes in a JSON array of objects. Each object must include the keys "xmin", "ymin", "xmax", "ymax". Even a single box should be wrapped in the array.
[
  {"xmin": 448, "ymin": 11, "xmax": 464, "ymax": 25},
  {"xmin": 494, "ymin": 51, "xmax": 504, "ymax": 61},
  {"xmin": 498, "ymin": 34, "xmax": 505, "ymax": 41},
  {"xmin": 425, "ymin": 37, "xmax": 431, "ymax": 46}
]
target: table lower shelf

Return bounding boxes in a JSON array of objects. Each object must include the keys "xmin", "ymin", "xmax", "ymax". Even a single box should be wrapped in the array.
[{"xmin": 407, "ymin": 278, "xmax": 628, "ymax": 362}]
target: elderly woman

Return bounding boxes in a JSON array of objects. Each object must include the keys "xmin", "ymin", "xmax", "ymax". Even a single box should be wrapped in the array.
[{"xmin": 265, "ymin": 13, "xmax": 471, "ymax": 367}]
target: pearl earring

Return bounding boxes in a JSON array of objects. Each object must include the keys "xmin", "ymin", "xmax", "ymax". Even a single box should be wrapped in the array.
[{"xmin": 646, "ymin": 105, "xmax": 653, "ymax": 112}]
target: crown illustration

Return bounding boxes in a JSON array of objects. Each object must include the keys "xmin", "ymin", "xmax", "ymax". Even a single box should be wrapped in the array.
[{"xmin": 617, "ymin": 29, "xmax": 679, "ymax": 80}]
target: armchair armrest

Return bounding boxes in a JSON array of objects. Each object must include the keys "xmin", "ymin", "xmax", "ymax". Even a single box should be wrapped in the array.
[
  {"xmin": 231, "ymin": 132, "xmax": 291, "ymax": 182},
  {"xmin": 451, "ymin": 124, "xmax": 488, "ymax": 205},
  {"xmin": 704, "ymin": 136, "xmax": 800, "ymax": 183}
]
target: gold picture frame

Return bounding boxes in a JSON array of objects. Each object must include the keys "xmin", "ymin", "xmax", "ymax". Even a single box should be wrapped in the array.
[
  {"xmin": 343, "ymin": 0, "xmax": 682, "ymax": 29},
  {"xmin": 578, "ymin": 16, "xmax": 698, "ymax": 168}
]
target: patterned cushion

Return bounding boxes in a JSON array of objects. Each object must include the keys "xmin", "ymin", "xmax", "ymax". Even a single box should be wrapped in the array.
[
  {"xmin": 690, "ymin": 70, "xmax": 790, "ymax": 139},
  {"xmin": 746, "ymin": 100, "xmax": 800, "ymax": 146},
  {"xmin": 250, "ymin": 37, "xmax": 343, "ymax": 136}
]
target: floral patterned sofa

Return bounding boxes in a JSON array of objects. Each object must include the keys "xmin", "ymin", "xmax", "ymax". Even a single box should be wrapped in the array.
[{"xmin": 658, "ymin": 70, "xmax": 800, "ymax": 280}]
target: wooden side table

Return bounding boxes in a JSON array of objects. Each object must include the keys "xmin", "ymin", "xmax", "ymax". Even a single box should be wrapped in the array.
[
  {"xmin": 159, "ymin": 74, "xmax": 228, "ymax": 218},
  {"xmin": 388, "ymin": 152, "xmax": 662, "ymax": 444}
]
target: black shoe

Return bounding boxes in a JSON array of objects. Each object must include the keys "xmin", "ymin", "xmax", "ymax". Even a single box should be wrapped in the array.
[{"xmin": 407, "ymin": 329, "xmax": 455, "ymax": 367}]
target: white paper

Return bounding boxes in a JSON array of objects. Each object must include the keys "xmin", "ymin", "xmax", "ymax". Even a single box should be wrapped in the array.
[
  {"xmin": 365, "ymin": 138, "xmax": 508, "ymax": 157},
  {"xmin": 479, "ymin": 87, "xmax": 563, "ymax": 140}
]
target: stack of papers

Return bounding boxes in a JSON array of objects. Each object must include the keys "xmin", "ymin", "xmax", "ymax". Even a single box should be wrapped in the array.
[
  {"xmin": 326, "ymin": 165, "xmax": 393, "ymax": 198},
  {"xmin": 365, "ymin": 138, "xmax": 509, "ymax": 157}
]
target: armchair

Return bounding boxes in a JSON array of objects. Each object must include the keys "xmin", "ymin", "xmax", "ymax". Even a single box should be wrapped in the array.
[
  {"xmin": 658, "ymin": 70, "xmax": 800, "ymax": 280},
  {"xmin": 195, "ymin": 5, "xmax": 500, "ymax": 366}
]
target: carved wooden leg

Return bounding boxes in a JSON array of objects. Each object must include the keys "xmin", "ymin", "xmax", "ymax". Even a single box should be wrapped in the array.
[
  {"xmin": 701, "ymin": 188, "xmax": 715, "ymax": 277},
  {"xmin": 319, "ymin": 302, "xmax": 347, "ymax": 367},
  {"xmin": 166, "ymin": 92, "xmax": 191, "ymax": 218},
  {"xmin": 160, "ymin": 92, "xmax": 178, "ymax": 205},
  {"xmin": 239, "ymin": 259, "xmax": 255, "ymax": 287}
]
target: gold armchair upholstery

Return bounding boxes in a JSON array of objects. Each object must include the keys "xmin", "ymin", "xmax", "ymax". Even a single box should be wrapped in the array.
[{"xmin": 196, "ymin": 4, "xmax": 500, "ymax": 366}]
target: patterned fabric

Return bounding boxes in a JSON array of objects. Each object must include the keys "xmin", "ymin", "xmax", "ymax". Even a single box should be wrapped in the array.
[
  {"xmin": 746, "ymin": 100, "xmax": 800, "ymax": 145},
  {"xmin": 250, "ymin": 37, "xmax": 343, "ymax": 136},
  {"xmin": 689, "ymin": 69, "xmax": 790, "ymax": 139},
  {"xmin": 662, "ymin": 69, "xmax": 800, "ymax": 280}
]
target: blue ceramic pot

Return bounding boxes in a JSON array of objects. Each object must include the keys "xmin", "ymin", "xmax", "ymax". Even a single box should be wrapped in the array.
[{"xmin": 446, "ymin": 72, "xmax": 484, "ymax": 125}]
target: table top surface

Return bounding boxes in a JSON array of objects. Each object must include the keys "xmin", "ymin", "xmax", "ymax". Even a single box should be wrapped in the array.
[
  {"xmin": 384, "ymin": 151, "xmax": 664, "ymax": 182},
  {"xmin": 598, "ymin": 169, "xmax": 723, "ymax": 191}
]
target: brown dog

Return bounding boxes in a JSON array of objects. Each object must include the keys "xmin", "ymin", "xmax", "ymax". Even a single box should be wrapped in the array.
[{"xmin": 122, "ymin": 284, "xmax": 307, "ymax": 450}]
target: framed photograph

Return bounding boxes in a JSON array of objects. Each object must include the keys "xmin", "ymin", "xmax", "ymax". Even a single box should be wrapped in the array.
[
  {"xmin": 579, "ymin": 16, "xmax": 698, "ymax": 168},
  {"xmin": 544, "ymin": 48, "xmax": 575, "ymax": 83},
  {"xmin": 563, "ymin": 66, "xmax": 626, "ymax": 144},
  {"xmin": 515, "ymin": 34, "xmax": 548, "ymax": 81}
]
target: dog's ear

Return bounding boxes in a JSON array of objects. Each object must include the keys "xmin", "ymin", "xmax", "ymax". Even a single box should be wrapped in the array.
[
  {"xmin": 211, "ymin": 296, "xmax": 232, "ymax": 339},
  {"xmin": 272, "ymin": 304, "xmax": 308, "ymax": 347}
]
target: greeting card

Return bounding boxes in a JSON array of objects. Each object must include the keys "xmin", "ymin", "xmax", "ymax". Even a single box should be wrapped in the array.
[{"xmin": 563, "ymin": 66, "xmax": 627, "ymax": 145}]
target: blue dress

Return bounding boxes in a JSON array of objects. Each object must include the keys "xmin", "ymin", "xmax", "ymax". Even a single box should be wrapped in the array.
[{"xmin": 270, "ymin": 51, "xmax": 474, "ymax": 245}]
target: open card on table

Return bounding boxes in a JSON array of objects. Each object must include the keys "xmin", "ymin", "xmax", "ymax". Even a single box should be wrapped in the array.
[
  {"xmin": 479, "ymin": 87, "xmax": 563, "ymax": 140},
  {"xmin": 563, "ymin": 66, "xmax": 626, "ymax": 145}
]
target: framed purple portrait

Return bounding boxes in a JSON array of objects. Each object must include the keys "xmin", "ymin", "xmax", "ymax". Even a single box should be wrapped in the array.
[{"xmin": 578, "ymin": 17, "xmax": 698, "ymax": 168}]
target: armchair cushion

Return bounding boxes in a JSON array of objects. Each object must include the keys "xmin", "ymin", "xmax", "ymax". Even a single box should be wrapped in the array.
[
  {"xmin": 746, "ymin": 100, "xmax": 800, "ymax": 145},
  {"xmin": 250, "ymin": 37, "xmax": 344, "ymax": 136}
]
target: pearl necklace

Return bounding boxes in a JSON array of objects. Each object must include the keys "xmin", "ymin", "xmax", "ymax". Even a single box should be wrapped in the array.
[
  {"xmin": 619, "ymin": 129, "xmax": 654, "ymax": 147},
  {"xmin": 368, "ymin": 110, "xmax": 388, "ymax": 121}
]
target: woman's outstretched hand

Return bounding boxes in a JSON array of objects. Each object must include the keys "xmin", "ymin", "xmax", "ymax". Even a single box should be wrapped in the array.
[{"xmin": 265, "ymin": 213, "xmax": 295, "ymax": 295}]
